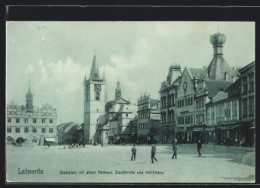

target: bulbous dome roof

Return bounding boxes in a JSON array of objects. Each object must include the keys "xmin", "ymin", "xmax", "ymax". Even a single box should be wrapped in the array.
[{"xmin": 210, "ymin": 33, "xmax": 226, "ymax": 46}]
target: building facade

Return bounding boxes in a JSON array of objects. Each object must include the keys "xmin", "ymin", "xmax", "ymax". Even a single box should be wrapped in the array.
[
  {"xmin": 57, "ymin": 122, "xmax": 83, "ymax": 145},
  {"xmin": 6, "ymin": 82, "xmax": 58, "ymax": 146},
  {"xmin": 205, "ymin": 79, "xmax": 240, "ymax": 145},
  {"xmin": 106, "ymin": 82, "xmax": 136, "ymax": 144},
  {"xmin": 239, "ymin": 61, "xmax": 255, "ymax": 146},
  {"xmin": 159, "ymin": 65, "xmax": 182, "ymax": 143},
  {"xmin": 137, "ymin": 94, "xmax": 161, "ymax": 143}
]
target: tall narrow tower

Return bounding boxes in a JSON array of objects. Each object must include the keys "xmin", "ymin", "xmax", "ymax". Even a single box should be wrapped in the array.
[
  {"xmin": 115, "ymin": 81, "xmax": 121, "ymax": 101},
  {"xmin": 26, "ymin": 79, "xmax": 33, "ymax": 112},
  {"xmin": 84, "ymin": 55, "xmax": 106, "ymax": 143}
]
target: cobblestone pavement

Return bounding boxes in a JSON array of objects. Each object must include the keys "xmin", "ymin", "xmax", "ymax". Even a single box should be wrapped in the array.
[{"xmin": 6, "ymin": 144, "xmax": 255, "ymax": 183}]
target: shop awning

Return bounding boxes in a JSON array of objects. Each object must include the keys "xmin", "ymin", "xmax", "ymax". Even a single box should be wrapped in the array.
[
  {"xmin": 45, "ymin": 138, "xmax": 56, "ymax": 142},
  {"xmin": 205, "ymin": 127, "xmax": 215, "ymax": 131},
  {"xmin": 232, "ymin": 125, "xmax": 243, "ymax": 129}
]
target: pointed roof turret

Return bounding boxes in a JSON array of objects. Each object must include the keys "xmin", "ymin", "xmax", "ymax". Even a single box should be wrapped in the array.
[
  {"xmin": 27, "ymin": 79, "xmax": 33, "ymax": 96},
  {"xmin": 90, "ymin": 55, "xmax": 100, "ymax": 80}
]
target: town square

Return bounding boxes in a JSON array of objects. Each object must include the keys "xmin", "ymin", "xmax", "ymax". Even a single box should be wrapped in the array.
[{"xmin": 6, "ymin": 143, "xmax": 255, "ymax": 183}]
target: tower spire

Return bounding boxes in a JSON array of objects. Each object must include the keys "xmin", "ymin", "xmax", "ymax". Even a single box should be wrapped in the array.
[
  {"xmin": 208, "ymin": 32, "xmax": 237, "ymax": 81},
  {"xmin": 26, "ymin": 77, "xmax": 33, "ymax": 112},
  {"xmin": 90, "ymin": 55, "xmax": 100, "ymax": 80},
  {"xmin": 115, "ymin": 81, "xmax": 121, "ymax": 101}
]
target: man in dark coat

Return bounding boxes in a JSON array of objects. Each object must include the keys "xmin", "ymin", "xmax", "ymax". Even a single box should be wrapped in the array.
[
  {"xmin": 151, "ymin": 144, "xmax": 157, "ymax": 163},
  {"xmin": 197, "ymin": 139, "xmax": 202, "ymax": 157},
  {"xmin": 131, "ymin": 144, "xmax": 137, "ymax": 161},
  {"xmin": 172, "ymin": 139, "xmax": 178, "ymax": 159}
]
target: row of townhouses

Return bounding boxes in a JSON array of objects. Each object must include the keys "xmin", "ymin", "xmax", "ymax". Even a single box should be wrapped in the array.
[
  {"xmin": 158, "ymin": 32, "xmax": 255, "ymax": 146},
  {"xmin": 6, "ymin": 32, "xmax": 255, "ymax": 147}
]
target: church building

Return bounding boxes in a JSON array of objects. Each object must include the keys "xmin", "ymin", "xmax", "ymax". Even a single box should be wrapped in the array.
[{"xmin": 83, "ymin": 55, "xmax": 136, "ymax": 144}]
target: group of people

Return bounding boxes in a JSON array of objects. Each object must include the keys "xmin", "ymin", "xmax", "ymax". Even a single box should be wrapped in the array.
[{"xmin": 131, "ymin": 139, "xmax": 203, "ymax": 163}]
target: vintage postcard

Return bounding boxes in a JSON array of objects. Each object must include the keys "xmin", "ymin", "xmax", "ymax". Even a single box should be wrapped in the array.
[{"xmin": 6, "ymin": 21, "xmax": 255, "ymax": 183}]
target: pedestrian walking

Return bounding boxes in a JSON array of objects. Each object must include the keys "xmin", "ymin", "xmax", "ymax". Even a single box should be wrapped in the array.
[
  {"xmin": 131, "ymin": 144, "xmax": 137, "ymax": 161},
  {"xmin": 172, "ymin": 139, "xmax": 178, "ymax": 159},
  {"xmin": 151, "ymin": 144, "xmax": 157, "ymax": 163},
  {"xmin": 197, "ymin": 139, "xmax": 202, "ymax": 157}
]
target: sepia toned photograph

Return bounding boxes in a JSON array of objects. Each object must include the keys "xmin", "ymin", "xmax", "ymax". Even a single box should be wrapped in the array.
[{"xmin": 6, "ymin": 21, "xmax": 255, "ymax": 183}]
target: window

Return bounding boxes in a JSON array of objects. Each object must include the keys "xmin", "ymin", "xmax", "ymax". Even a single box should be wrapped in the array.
[
  {"xmin": 33, "ymin": 119, "xmax": 36, "ymax": 123},
  {"xmin": 211, "ymin": 112, "xmax": 215, "ymax": 120},
  {"xmin": 225, "ymin": 109, "xmax": 231, "ymax": 117},
  {"xmin": 15, "ymin": 128, "xmax": 20, "ymax": 133},
  {"xmin": 33, "ymin": 127, "xmax": 37, "ymax": 133},
  {"xmin": 49, "ymin": 128, "xmax": 53, "ymax": 133},
  {"xmin": 201, "ymin": 98, "xmax": 204, "ymax": 107},
  {"xmin": 49, "ymin": 119, "xmax": 53, "ymax": 123},
  {"xmin": 24, "ymin": 127, "xmax": 29, "ymax": 133},
  {"xmin": 41, "ymin": 128, "xmax": 46, "ymax": 133},
  {"xmin": 243, "ymin": 77, "xmax": 247, "ymax": 94},
  {"xmin": 249, "ymin": 96, "xmax": 254, "ymax": 117},
  {"xmin": 24, "ymin": 118, "xmax": 28, "ymax": 123},
  {"xmin": 96, "ymin": 91, "xmax": 100, "ymax": 100},
  {"xmin": 243, "ymin": 99, "xmax": 247, "ymax": 117},
  {"xmin": 7, "ymin": 128, "xmax": 11, "ymax": 133},
  {"xmin": 42, "ymin": 119, "xmax": 45, "ymax": 123},
  {"xmin": 190, "ymin": 98, "xmax": 193, "ymax": 105},
  {"xmin": 232, "ymin": 101, "xmax": 237, "ymax": 116},
  {"xmin": 224, "ymin": 72, "xmax": 227, "ymax": 81},
  {"xmin": 126, "ymin": 113, "xmax": 128, "ymax": 117},
  {"xmin": 249, "ymin": 73, "xmax": 254, "ymax": 92},
  {"xmin": 200, "ymin": 114, "xmax": 204, "ymax": 123},
  {"xmin": 16, "ymin": 118, "xmax": 20, "ymax": 123},
  {"xmin": 8, "ymin": 118, "xmax": 11, "ymax": 123}
]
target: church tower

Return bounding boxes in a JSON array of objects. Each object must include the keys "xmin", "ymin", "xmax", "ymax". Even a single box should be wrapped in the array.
[
  {"xmin": 207, "ymin": 32, "xmax": 238, "ymax": 82},
  {"xmin": 26, "ymin": 79, "xmax": 33, "ymax": 112},
  {"xmin": 84, "ymin": 55, "xmax": 106, "ymax": 143}
]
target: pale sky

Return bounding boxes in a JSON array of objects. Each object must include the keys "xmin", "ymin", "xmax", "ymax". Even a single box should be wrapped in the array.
[{"xmin": 6, "ymin": 21, "xmax": 255, "ymax": 124}]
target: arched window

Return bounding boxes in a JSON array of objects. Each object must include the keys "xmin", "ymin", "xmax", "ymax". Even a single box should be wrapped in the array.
[
  {"xmin": 224, "ymin": 72, "xmax": 228, "ymax": 81},
  {"xmin": 96, "ymin": 91, "xmax": 100, "ymax": 100}
]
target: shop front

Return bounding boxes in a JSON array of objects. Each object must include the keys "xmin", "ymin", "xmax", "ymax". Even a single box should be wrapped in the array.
[{"xmin": 216, "ymin": 120, "xmax": 240, "ymax": 146}]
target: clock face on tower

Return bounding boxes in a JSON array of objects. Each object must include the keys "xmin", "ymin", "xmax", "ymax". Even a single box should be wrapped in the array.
[
  {"xmin": 94, "ymin": 84, "xmax": 101, "ymax": 91},
  {"xmin": 183, "ymin": 82, "xmax": 187, "ymax": 91}
]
